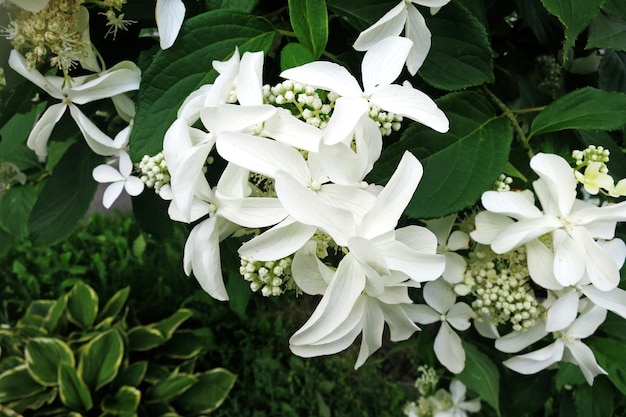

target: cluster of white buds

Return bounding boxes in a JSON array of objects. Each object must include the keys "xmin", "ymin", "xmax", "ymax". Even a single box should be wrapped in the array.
[
  {"xmin": 239, "ymin": 255, "xmax": 295, "ymax": 297},
  {"xmin": 414, "ymin": 365, "xmax": 439, "ymax": 396},
  {"xmin": 263, "ymin": 81, "xmax": 335, "ymax": 129},
  {"xmin": 493, "ymin": 173, "xmax": 513, "ymax": 192},
  {"xmin": 572, "ymin": 145, "xmax": 610, "ymax": 170},
  {"xmin": 403, "ymin": 389, "xmax": 454, "ymax": 417},
  {"xmin": 368, "ymin": 104, "xmax": 402, "ymax": 136},
  {"xmin": 459, "ymin": 245, "xmax": 542, "ymax": 332},
  {"xmin": 535, "ymin": 55, "xmax": 563, "ymax": 98},
  {"xmin": 2, "ymin": 0, "xmax": 91, "ymax": 74},
  {"xmin": 138, "ymin": 152, "xmax": 170, "ymax": 196}
]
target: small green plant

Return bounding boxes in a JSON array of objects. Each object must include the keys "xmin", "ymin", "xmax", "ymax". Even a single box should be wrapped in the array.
[{"xmin": 0, "ymin": 281, "xmax": 235, "ymax": 416}]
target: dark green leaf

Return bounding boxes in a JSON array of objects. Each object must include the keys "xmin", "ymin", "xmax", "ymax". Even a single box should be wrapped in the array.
[
  {"xmin": 78, "ymin": 329, "xmax": 124, "ymax": 391},
  {"xmin": 152, "ymin": 308, "xmax": 193, "ymax": 340},
  {"xmin": 147, "ymin": 373, "xmax": 197, "ymax": 403},
  {"xmin": 420, "ymin": 3, "xmax": 494, "ymax": 90},
  {"xmin": 603, "ymin": 0, "xmax": 626, "ymax": 20},
  {"xmin": 58, "ymin": 363, "xmax": 93, "ymax": 413},
  {"xmin": 530, "ymin": 87, "xmax": 626, "ymax": 138},
  {"xmin": 588, "ymin": 13, "xmax": 626, "ymax": 52},
  {"xmin": 204, "ymin": 0, "xmax": 259, "ymax": 13},
  {"xmin": 281, "ymin": 43, "xmax": 315, "ymax": 71},
  {"xmin": 66, "ymin": 281, "xmax": 99, "ymax": 330},
  {"xmin": 101, "ymin": 385, "xmax": 141, "ymax": 414},
  {"xmin": 42, "ymin": 295, "xmax": 66, "ymax": 335},
  {"xmin": 555, "ymin": 363, "xmax": 586, "ymax": 389},
  {"xmin": 326, "ymin": 0, "xmax": 397, "ymax": 32},
  {"xmin": 113, "ymin": 361, "xmax": 148, "ymax": 390},
  {"xmin": 96, "ymin": 287, "xmax": 130, "ymax": 324},
  {"xmin": 25, "ymin": 338, "xmax": 75, "ymax": 386},
  {"xmin": 368, "ymin": 91, "xmax": 512, "ymax": 219},
  {"xmin": 0, "ymin": 102, "xmax": 44, "ymax": 170},
  {"xmin": 288, "ymin": 0, "xmax": 328, "ymax": 58},
  {"xmin": 27, "ymin": 141, "xmax": 100, "ymax": 246},
  {"xmin": 0, "ymin": 365, "xmax": 45, "ymax": 402},
  {"xmin": 599, "ymin": 50, "xmax": 626, "ymax": 93},
  {"xmin": 589, "ymin": 337, "xmax": 626, "ymax": 395},
  {"xmin": 161, "ymin": 329, "xmax": 208, "ymax": 360},
  {"xmin": 574, "ymin": 377, "xmax": 614, "ymax": 417},
  {"xmin": 458, "ymin": 342, "xmax": 501, "ymax": 416},
  {"xmin": 130, "ymin": 10, "xmax": 276, "ymax": 160},
  {"xmin": 541, "ymin": 0, "xmax": 604, "ymax": 57},
  {"xmin": 175, "ymin": 368, "xmax": 236, "ymax": 414},
  {"xmin": 127, "ymin": 326, "xmax": 166, "ymax": 351},
  {"xmin": 0, "ymin": 185, "xmax": 37, "ymax": 240}
]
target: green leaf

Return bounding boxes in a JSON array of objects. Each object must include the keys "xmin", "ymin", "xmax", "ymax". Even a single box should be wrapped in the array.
[
  {"xmin": 288, "ymin": 0, "xmax": 328, "ymax": 58},
  {"xmin": 161, "ymin": 329, "xmax": 209, "ymax": 360},
  {"xmin": 458, "ymin": 342, "xmax": 501, "ymax": 416},
  {"xmin": 78, "ymin": 329, "xmax": 124, "ymax": 391},
  {"xmin": 515, "ymin": 0, "xmax": 563, "ymax": 50},
  {"xmin": 204, "ymin": 0, "xmax": 259, "ymax": 13},
  {"xmin": 66, "ymin": 281, "xmax": 99, "ymax": 329},
  {"xmin": 4, "ymin": 388, "xmax": 58, "ymax": 414},
  {"xmin": 174, "ymin": 368, "xmax": 236, "ymax": 415},
  {"xmin": 326, "ymin": 0, "xmax": 397, "ymax": 32},
  {"xmin": 603, "ymin": 0, "xmax": 626, "ymax": 19},
  {"xmin": 0, "ymin": 185, "xmax": 37, "ymax": 240},
  {"xmin": 101, "ymin": 385, "xmax": 141, "ymax": 414},
  {"xmin": 127, "ymin": 326, "xmax": 166, "ymax": 351},
  {"xmin": 113, "ymin": 361, "xmax": 148, "ymax": 390},
  {"xmin": 58, "ymin": 363, "xmax": 93, "ymax": 413},
  {"xmin": 0, "ymin": 103, "xmax": 44, "ymax": 170},
  {"xmin": 0, "ymin": 365, "xmax": 45, "ymax": 402},
  {"xmin": 555, "ymin": 363, "xmax": 586, "ymax": 389},
  {"xmin": 281, "ymin": 42, "xmax": 315, "ymax": 71},
  {"xmin": 589, "ymin": 338, "xmax": 626, "ymax": 395},
  {"xmin": 129, "ymin": 10, "xmax": 276, "ymax": 160},
  {"xmin": 420, "ymin": 2, "xmax": 494, "ymax": 90},
  {"xmin": 588, "ymin": 12, "xmax": 626, "ymax": 52},
  {"xmin": 42, "ymin": 295, "xmax": 67, "ymax": 335},
  {"xmin": 96, "ymin": 287, "xmax": 130, "ymax": 324},
  {"xmin": 530, "ymin": 87, "xmax": 626, "ymax": 138},
  {"xmin": 25, "ymin": 338, "xmax": 75, "ymax": 386},
  {"xmin": 368, "ymin": 91, "xmax": 512, "ymax": 219},
  {"xmin": 541, "ymin": 0, "xmax": 605, "ymax": 57},
  {"xmin": 27, "ymin": 141, "xmax": 100, "ymax": 246},
  {"xmin": 152, "ymin": 308, "xmax": 193, "ymax": 340},
  {"xmin": 599, "ymin": 50, "xmax": 626, "ymax": 93},
  {"xmin": 574, "ymin": 377, "xmax": 614, "ymax": 417},
  {"xmin": 147, "ymin": 373, "xmax": 197, "ymax": 403}
]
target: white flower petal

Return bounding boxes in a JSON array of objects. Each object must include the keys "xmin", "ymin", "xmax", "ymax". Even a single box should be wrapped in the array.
[
  {"xmin": 361, "ymin": 36, "xmax": 412, "ymax": 93},
  {"xmin": 545, "ymin": 289, "xmax": 580, "ymax": 332},
  {"xmin": 404, "ymin": 3, "xmax": 431, "ymax": 75},
  {"xmin": 93, "ymin": 164, "xmax": 124, "ymax": 183},
  {"xmin": 442, "ymin": 252, "xmax": 466, "ymax": 284},
  {"xmin": 564, "ymin": 340, "xmax": 607, "ymax": 385},
  {"xmin": 102, "ymin": 181, "xmax": 124, "ymax": 209},
  {"xmin": 322, "ymin": 96, "xmax": 370, "ymax": 145},
  {"xmin": 70, "ymin": 62, "xmax": 141, "ymax": 104},
  {"xmin": 26, "ymin": 103, "xmax": 67, "ymax": 157},
  {"xmin": 292, "ymin": 241, "xmax": 334, "ymax": 295},
  {"xmin": 568, "ymin": 305, "xmax": 607, "ymax": 339},
  {"xmin": 491, "ymin": 216, "xmax": 560, "ymax": 254},
  {"xmin": 355, "ymin": 298, "xmax": 385, "ymax": 368},
  {"xmin": 236, "ymin": 51, "xmax": 264, "ymax": 105},
  {"xmin": 239, "ymin": 218, "xmax": 316, "ymax": 261},
  {"xmin": 201, "ymin": 104, "xmax": 275, "ymax": 134},
  {"xmin": 217, "ymin": 196, "xmax": 286, "ymax": 228},
  {"xmin": 530, "ymin": 153, "xmax": 577, "ymax": 217},
  {"xmin": 434, "ymin": 322, "xmax": 466, "ymax": 373},
  {"xmin": 525, "ymin": 239, "xmax": 563, "ymax": 290},
  {"xmin": 495, "ymin": 320, "xmax": 548, "ymax": 353},
  {"xmin": 423, "ymin": 279, "xmax": 456, "ymax": 314},
  {"xmin": 503, "ymin": 340, "xmax": 564, "ymax": 375},
  {"xmin": 318, "ymin": 184, "xmax": 376, "ymax": 218},
  {"xmin": 262, "ymin": 108, "xmax": 322, "ymax": 152},
  {"xmin": 471, "ymin": 211, "xmax": 514, "ymax": 245},
  {"xmin": 481, "ymin": 190, "xmax": 541, "ymax": 219},
  {"xmin": 447, "ymin": 302, "xmax": 473, "ymax": 331},
  {"xmin": 124, "ymin": 176, "xmax": 145, "ymax": 196},
  {"xmin": 156, "ymin": 0, "xmax": 186, "ymax": 49},
  {"xmin": 406, "ymin": 304, "xmax": 440, "ymax": 325},
  {"xmin": 573, "ymin": 227, "xmax": 621, "ymax": 291},
  {"xmin": 395, "ymin": 225, "xmax": 439, "ymax": 253},
  {"xmin": 382, "ymin": 303, "xmax": 420, "ymax": 341},
  {"xmin": 378, "ymin": 240, "xmax": 444, "ymax": 282},
  {"xmin": 353, "ymin": 2, "xmax": 406, "ymax": 51},
  {"xmin": 280, "ymin": 61, "xmax": 361, "ymax": 97},
  {"xmin": 582, "ymin": 286, "xmax": 626, "ymax": 320},
  {"xmin": 552, "ymin": 229, "xmax": 586, "ymax": 287},
  {"xmin": 69, "ymin": 105, "xmax": 119, "ymax": 156},
  {"xmin": 11, "ymin": 0, "xmax": 49, "ymax": 12},
  {"xmin": 8, "ymin": 50, "xmax": 62, "ymax": 98}
]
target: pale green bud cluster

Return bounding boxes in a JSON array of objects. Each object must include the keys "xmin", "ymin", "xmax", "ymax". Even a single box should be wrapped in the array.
[
  {"xmin": 535, "ymin": 55, "xmax": 563, "ymax": 98},
  {"xmin": 3, "ymin": 0, "xmax": 90, "ymax": 74},
  {"xmin": 414, "ymin": 365, "xmax": 439, "ymax": 396},
  {"xmin": 239, "ymin": 256, "xmax": 295, "ymax": 297},
  {"xmin": 138, "ymin": 152, "xmax": 170, "ymax": 196},
  {"xmin": 494, "ymin": 173, "xmax": 513, "ymax": 192},
  {"xmin": 459, "ymin": 245, "xmax": 541, "ymax": 332},
  {"xmin": 572, "ymin": 145, "xmax": 610, "ymax": 171},
  {"xmin": 311, "ymin": 230, "xmax": 337, "ymax": 259},
  {"xmin": 368, "ymin": 104, "xmax": 403, "ymax": 136},
  {"xmin": 263, "ymin": 81, "xmax": 334, "ymax": 128}
]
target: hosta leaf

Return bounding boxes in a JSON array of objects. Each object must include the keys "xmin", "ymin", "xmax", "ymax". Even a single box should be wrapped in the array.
[
  {"xmin": 101, "ymin": 385, "xmax": 141, "ymax": 414},
  {"xmin": 529, "ymin": 87, "xmax": 626, "ymax": 138},
  {"xmin": 58, "ymin": 363, "xmax": 93, "ymax": 413},
  {"xmin": 78, "ymin": 329, "xmax": 124, "ymax": 391},
  {"xmin": 127, "ymin": 326, "xmax": 166, "ymax": 351},
  {"xmin": 27, "ymin": 141, "xmax": 100, "ymax": 246},
  {"xmin": 288, "ymin": 0, "xmax": 328, "ymax": 58},
  {"xmin": 146, "ymin": 373, "xmax": 197, "ymax": 403},
  {"xmin": 541, "ymin": 0, "xmax": 604, "ymax": 57},
  {"xmin": 96, "ymin": 286, "xmax": 130, "ymax": 323},
  {"xmin": 588, "ymin": 12, "xmax": 626, "ymax": 52},
  {"xmin": 66, "ymin": 281, "xmax": 99, "ymax": 330},
  {"xmin": 129, "ymin": 10, "xmax": 276, "ymax": 160},
  {"xmin": 0, "ymin": 365, "xmax": 45, "ymax": 402},
  {"xmin": 368, "ymin": 91, "xmax": 512, "ymax": 219},
  {"xmin": 174, "ymin": 368, "xmax": 236, "ymax": 414},
  {"xmin": 152, "ymin": 308, "xmax": 193, "ymax": 340},
  {"xmin": 420, "ymin": 2, "xmax": 494, "ymax": 90},
  {"xmin": 25, "ymin": 338, "xmax": 75, "ymax": 387}
]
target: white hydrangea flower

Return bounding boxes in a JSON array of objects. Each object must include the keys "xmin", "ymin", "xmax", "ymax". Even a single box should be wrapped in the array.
[{"xmin": 92, "ymin": 151, "xmax": 144, "ymax": 209}]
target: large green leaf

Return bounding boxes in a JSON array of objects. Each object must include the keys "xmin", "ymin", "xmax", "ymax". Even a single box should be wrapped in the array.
[
  {"xmin": 529, "ymin": 87, "xmax": 626, "ymax": 138},
  {"xmin": 25, "ymin": 338, "xmax": 75, "ymax": 387},
  {"xmin": 603, "ymin": 0, "xmax": 626, "ymax": 19},
  {"xmin": 152, "ymin": 308, "xmax": 193, "ymax": 340},
  {"xmin": 0, "ymin": 102, "xmax": 44, "ymax": 170},
  {"xmin": 0, "ymin": 365, "xmax": 45, "ymax": 402},
  {"xmin": 129, "ymin": 10, "xmax": 276, "ymax": 160},
  {"xmin": 112, "ymin": 361, "xmax": 148, "ymax": 390},
  {"xmin": 420, "ymin": 2, "xmax": 494, "ymax": 90},
  {"xmin": 27, "ymin": 141, "xmax": 100, "ymax": 246},
  {"xmin": 127, "ymin": 326, "xmax": 166, "ymax": 351},
  {"xmin": 146, "ymin": 373, "xmax": 197, "ymax": 403},
  {"xmin": 368, "ymin": 91, "xmax": 511, "ymax": 219},
  {"xmin": 599, "ymin": 50, "xmax": 626, "ymax": 93},
  {"xmin": 96, "ymin": 286, "xmax": 130, "ymax": 324},
  {"xmin": 458, "ymin": 342, "xmax": 501, "ymax": 416},
  {"xmin": 574, "ymin": 377, "xmax": 614, "ymax": 417},
  {"xmin": 66, "ymin": 281, "xmax": 99, "ymax": 330},
  {"xmin": 78, "ymin": 329, "xmax": 124, "ymax": 391},
  {"xmin": 174, "ymin": 368, "xmax": 236, "ymax": 415},
  {"xmin": 0, "ymin": 185, "xmax": 37, "ymax": 240},
  {"xmin": 326, "ymin": 0, "xmax": 397, "ymax": 32},
  {"xmin": 101, "ymin": 385, "xmax": 141, "ymax": 414},
  {"xmin": 58, "ymin": 363, "xmax": 93, "ymax": 413},
  {"xmin": 588, "ymin": 12, "xmax": 626, "ymax": 52},
  {"xmin": 281, "ymin": 42, "xmax": 315, "ymax": 71},
  {"xmin": 589, "ymin": 338, "xmax": 626, "ymax": 395},
  {"xmin": 541, "ymin": 0, "xmax": 605, "ymax": 57},
  {"xmin": 204, "ymin": 0, "xmax": 259, "ymax": 13},
  {"xmin": 288, "ymin": 0, "xmax": 328, "ymax": 59}
]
